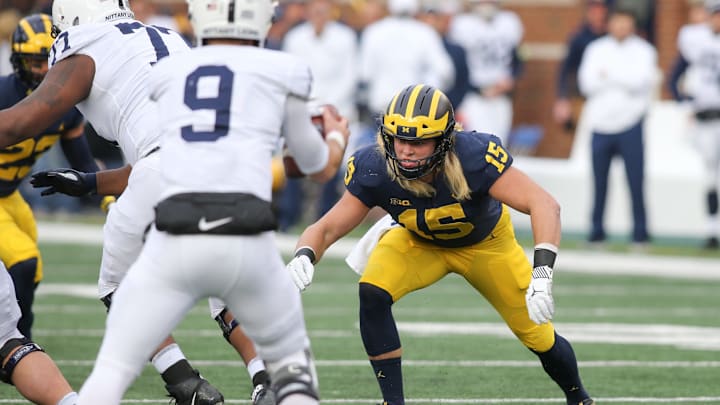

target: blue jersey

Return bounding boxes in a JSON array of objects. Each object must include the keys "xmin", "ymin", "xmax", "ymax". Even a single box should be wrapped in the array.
[
  {"xmin": 0, "ymin": 74, "xmax": 84, "ymax": 197},
  {"xmin": 345, "ymin": 131, "xmax": 513, "ymax": 248}
]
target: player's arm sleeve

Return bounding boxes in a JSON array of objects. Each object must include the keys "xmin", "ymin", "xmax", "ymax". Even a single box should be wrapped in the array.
[
  {"xmin": 282, "ymin": 95, "xmax": 329, "ymax": 175},
  {"xmin": 668, "ymin": 54, "xmax": 690, "ymax": 101},
  {"xmin": 61, "ymin": 130, "xmax": 100, "ymax": 173}
]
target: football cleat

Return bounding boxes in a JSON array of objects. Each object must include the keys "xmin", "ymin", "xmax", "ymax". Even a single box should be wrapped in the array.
[
  {"xmin": 251, "ymin": 383, "xmax": 277, "ymax": 405},
  {"xmin": 579, "ymin": 399, "xmax": 596, "ymax": 405},
  {"xmin": 165, "ymin": 369, "xmax": 224, "ymax": 405}
]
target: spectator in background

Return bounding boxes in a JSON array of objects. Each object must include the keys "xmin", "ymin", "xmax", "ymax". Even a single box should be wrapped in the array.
[
  {"xmin": 668, "ymin": 0, "xmax": 720, "ymax": 249},
  {"xmin": 448, "ymin": 0, "xmax": 523, "ymax": 143},
  {"xmin": 0, "ymin": 10, "xmax": 20, "ymax": 76},
  {"xmin": 359, "ymin": 0, "xmax": 454, "ymax": 121},
  {"xmin": 130, "ymin": 0, "xmax": 181, "ymax": 32},
  {"xmin": 279, "ymin": 0, "xmax": 360, "ymax": 230},
  {"xmin": 265, "ymin": 0, "xmax": 306, "ymax": 50},
  {"xmin": 579, "ymin": 8, "xmax": 657, "ymax": 246},
  {"xmin": 553, "ymin": 0, "xmax": 608, "ymax": 133},
  {"xmin": 417, "ymin": 0, "xmax": 469, "ymax": 109}
]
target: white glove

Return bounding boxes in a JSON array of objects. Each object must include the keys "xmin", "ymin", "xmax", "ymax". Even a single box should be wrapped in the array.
[
  {"xmin": 525, "ymin": 265, "xmax": 554, "ymax": 324},
  {"xmin": 287, "ymin": 255, "xmax": 314, "ymax": 291}
]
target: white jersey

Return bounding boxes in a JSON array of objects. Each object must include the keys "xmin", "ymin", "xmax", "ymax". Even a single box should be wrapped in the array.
[
  {"xmin": 48, "ymin": 19, "xmax": 190, "ymax": 164},
  {"xmin": 148, "ymin": 45, "xmax": 326, "ymax": 202},
  {"xmin": 360, "ymin": 16, "xmax": 454, "ymax": 113},
  {"xmin": 283, "ymin": 21, "xmax": 359, "ymax": 121},
  {"xmin": 678, "ymin": 23, "xmax": 720, "ymax": 112},
  {"xmin": 448, "ymin": 11, "xmax": 522, "ymax": 88}
]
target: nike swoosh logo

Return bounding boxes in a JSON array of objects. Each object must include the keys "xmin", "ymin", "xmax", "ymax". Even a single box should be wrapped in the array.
[{"xmin": 198, "ymin": 216, "xmax": 233, "ymax": 232}]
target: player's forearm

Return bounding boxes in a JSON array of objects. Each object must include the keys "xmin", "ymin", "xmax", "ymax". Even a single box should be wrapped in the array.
[
  {"xmin": 529, "ymin": 194, "xmax": 562, "ymax": 247},
  {"xmin": 0, "ymin": 109, "xmax": 39, "ymax": 148},
  {"xmin": 95, "ymin": 164, "xmax": 132, "ymax": 195}
]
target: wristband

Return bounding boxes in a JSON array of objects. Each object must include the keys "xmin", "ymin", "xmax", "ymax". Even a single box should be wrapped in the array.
[
  {"xmin": 295, "ymin": 246, "xmax": 317, "ymax": 264},
  {"xmin": 325, "ymin": 130, "xmax": 346, "ymax": 150},
  {"xmin": 86, "ymin": 172, "xmax": 98, "ymax": 194},
  {"xmin": 533, "ymin": 243, "xmax": 558, "ymax": 269}
]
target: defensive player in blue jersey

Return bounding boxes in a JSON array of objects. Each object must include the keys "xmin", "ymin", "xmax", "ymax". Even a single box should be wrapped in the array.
[
  {"xmin": 0, "ymin": 13, "xmax": 108, "ymax": 340},
  {"xmin": 287, "ymin": 84, "xmax": 595, "ymax": 405}
]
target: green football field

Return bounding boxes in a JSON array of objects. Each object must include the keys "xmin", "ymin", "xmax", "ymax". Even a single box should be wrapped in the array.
[{"xmin": 2, "ymin": 240, "xmax": 719, "ymax": 404}]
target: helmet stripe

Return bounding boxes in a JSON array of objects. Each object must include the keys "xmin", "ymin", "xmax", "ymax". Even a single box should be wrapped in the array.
[
  {"xmin": 428, "ymin": 89, "xmax": 441, "ymax": 120},
  {"xmin": 404, "ymin": 84, "xmax": 424, "ymax": 118}
]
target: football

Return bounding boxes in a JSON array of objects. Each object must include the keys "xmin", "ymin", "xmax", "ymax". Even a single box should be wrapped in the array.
[{"xmin": 283, "ymin": 104, "xmax": 339, "ymax": 178}]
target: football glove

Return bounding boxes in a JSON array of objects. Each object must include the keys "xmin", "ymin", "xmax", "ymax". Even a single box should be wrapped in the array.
[
  {"xmin": 30, "ymin": 168, "xmax": 97, "ymax": 197},
  {"xmin": 526, "ymin": 265, "xmax": 554, "ymax": 325},
  {"xmin": 287, "ymin": 247, "xmax": 316, "ymax": 291}
]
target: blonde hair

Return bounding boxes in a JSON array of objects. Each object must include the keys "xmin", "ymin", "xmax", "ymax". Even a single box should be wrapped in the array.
[{"xmin": 377, "ymin": 127, "xmax": 471, "ymax": 201}]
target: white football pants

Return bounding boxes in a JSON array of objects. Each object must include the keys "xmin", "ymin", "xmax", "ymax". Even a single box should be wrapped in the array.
[{"xmin": 77, "ymin": 229, "xmax": 314, "ymax": 404}]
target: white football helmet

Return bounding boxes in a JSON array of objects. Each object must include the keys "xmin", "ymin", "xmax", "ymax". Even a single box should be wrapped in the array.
[
  {"xmin": 52, "ymin": 0, "xmax": 134, "ymax": 33},
  {"xmin": 187, "ymin": 0, "xmax": 276, "ymax": 46}
]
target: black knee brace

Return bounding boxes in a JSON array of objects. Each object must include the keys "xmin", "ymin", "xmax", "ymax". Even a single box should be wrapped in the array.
[
  {"xmin": 0, "ymin": 337, "xmax": 44, "ymax": 385},
  {"xmin": 271, "ymin": 363, "xmax": 319, "ymax": 403},
  {"xmin": 7, "ymin": 259, "xmax": 38, "ymax": 339},
  {"xmin": 358, "ymin": 282, "xmax": 400, "ymax": 356},
  {"xmin": 214, "ymin": 307, "xmax": 238, "ymax": 342}
]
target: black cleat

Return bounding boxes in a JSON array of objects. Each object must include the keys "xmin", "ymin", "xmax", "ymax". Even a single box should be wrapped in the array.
[
  {"xmin": 165, "ymin": 369, "xmax": 224, "ymax": 405},
  {"xmin": 579, "ymin": 399, "xmax": 596, "ymax": 405},
  {"xmin": 251, "ymin": 383, "xmax": 277, "ymax": 405}
]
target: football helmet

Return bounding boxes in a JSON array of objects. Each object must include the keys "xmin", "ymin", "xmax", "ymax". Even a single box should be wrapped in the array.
[
  {"xmin": 187, "ymin": 0, "xmax": 276, "ymax": 46},
  {"xmin": 10, "ymin": 13, "xmax": 54, "ymax": 89},
  {"xmin": 52, "ymin": 0, "xmax": 134, "ymax": 33},
  {"xmin": 380, "ymin": 84, "xmax": 455, "ymax": 180}
]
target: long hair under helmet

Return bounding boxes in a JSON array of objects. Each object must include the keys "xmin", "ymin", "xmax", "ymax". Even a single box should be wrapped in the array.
[
  {"xmin": 380, "ymin": 84, "xmax": 456, "ymax": 180},
  {"xmin": 10, "ymin": 13, "xmax": 54, "ymax": 89}
]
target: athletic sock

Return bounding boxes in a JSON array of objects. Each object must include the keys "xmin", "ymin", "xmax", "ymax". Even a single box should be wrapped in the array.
[
  {"xmin": 160, "ymin": 358, "xmax": 196, "ymax": 385},
  {"xmin": 533, "ymin": 333, "xmax": 590, "ymax": 405},
  {"xmin": 370, "ymin": 357, "xmax": 404, "ymax": 405},
  {"xmin": 152, "ymin": 343, "xmax": 187, "ymax": 375}
]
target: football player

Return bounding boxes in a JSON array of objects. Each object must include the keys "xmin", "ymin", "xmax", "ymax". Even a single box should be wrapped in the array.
[
  {"xmin": 0, "ymin": 261, "xmax": 78, "ymax": 405},
  {"xmin": 448, "ymin": 0, "xmax": 523, "ymax": 141},
  {"xmin": 71, "ymin": 0, "xmax": 348, "ymax": 403},
  {"xmin": 286, "ymin": 85, "xmax": 595, "ymax": 405},
  {"xmin": 0, "ymin": 2, "xmax": 226, "ymax": 404},
  {"xmin": 0, "ymin": 13, "xmax": 110, "ymax": 341},
  {"xmin": 668, "ymin": 0, "xmax": 720, "ymax": 249}
]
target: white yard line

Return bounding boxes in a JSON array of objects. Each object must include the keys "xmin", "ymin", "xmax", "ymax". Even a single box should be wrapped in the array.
[
  {"xmin": 37, "ymin": 222, "xmax": 720, "ymax": 281},
  {"xmin": 3, "ymin": 397, "xmax": 720, "ymax": 404}
]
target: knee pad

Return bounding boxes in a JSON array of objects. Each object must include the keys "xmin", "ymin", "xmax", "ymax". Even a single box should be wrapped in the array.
[
  {"xmin": 213, "ymin": 307, "xmax": 238, "ymax": 342},
  {"xmin": 358, "ymin": 283, "xmax": 400, "ymax": 356},
  {"xmin": 271, "ymin": 363, "xmax": 319, "ymax": 403},
  {"xmin": 0, "ymin": 337, "xmax": 44, "ymax": 385}
]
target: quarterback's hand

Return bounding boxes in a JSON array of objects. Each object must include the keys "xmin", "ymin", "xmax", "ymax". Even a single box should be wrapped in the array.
[
  {"xmin": 526, "ymin": 265, "xmax": 554, "ymax": 324},
  {"xmin": 287, "ymin": 255, "xmax": 314, "ymax": 291},
  {"xmin": 30, "ymin": 168, "xmax": 97, "ymax": 197}
]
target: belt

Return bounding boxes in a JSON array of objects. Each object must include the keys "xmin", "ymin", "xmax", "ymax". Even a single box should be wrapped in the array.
[{"xmin": 695, "ymin": 110, "xmax": 720, "ymax": 121}]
